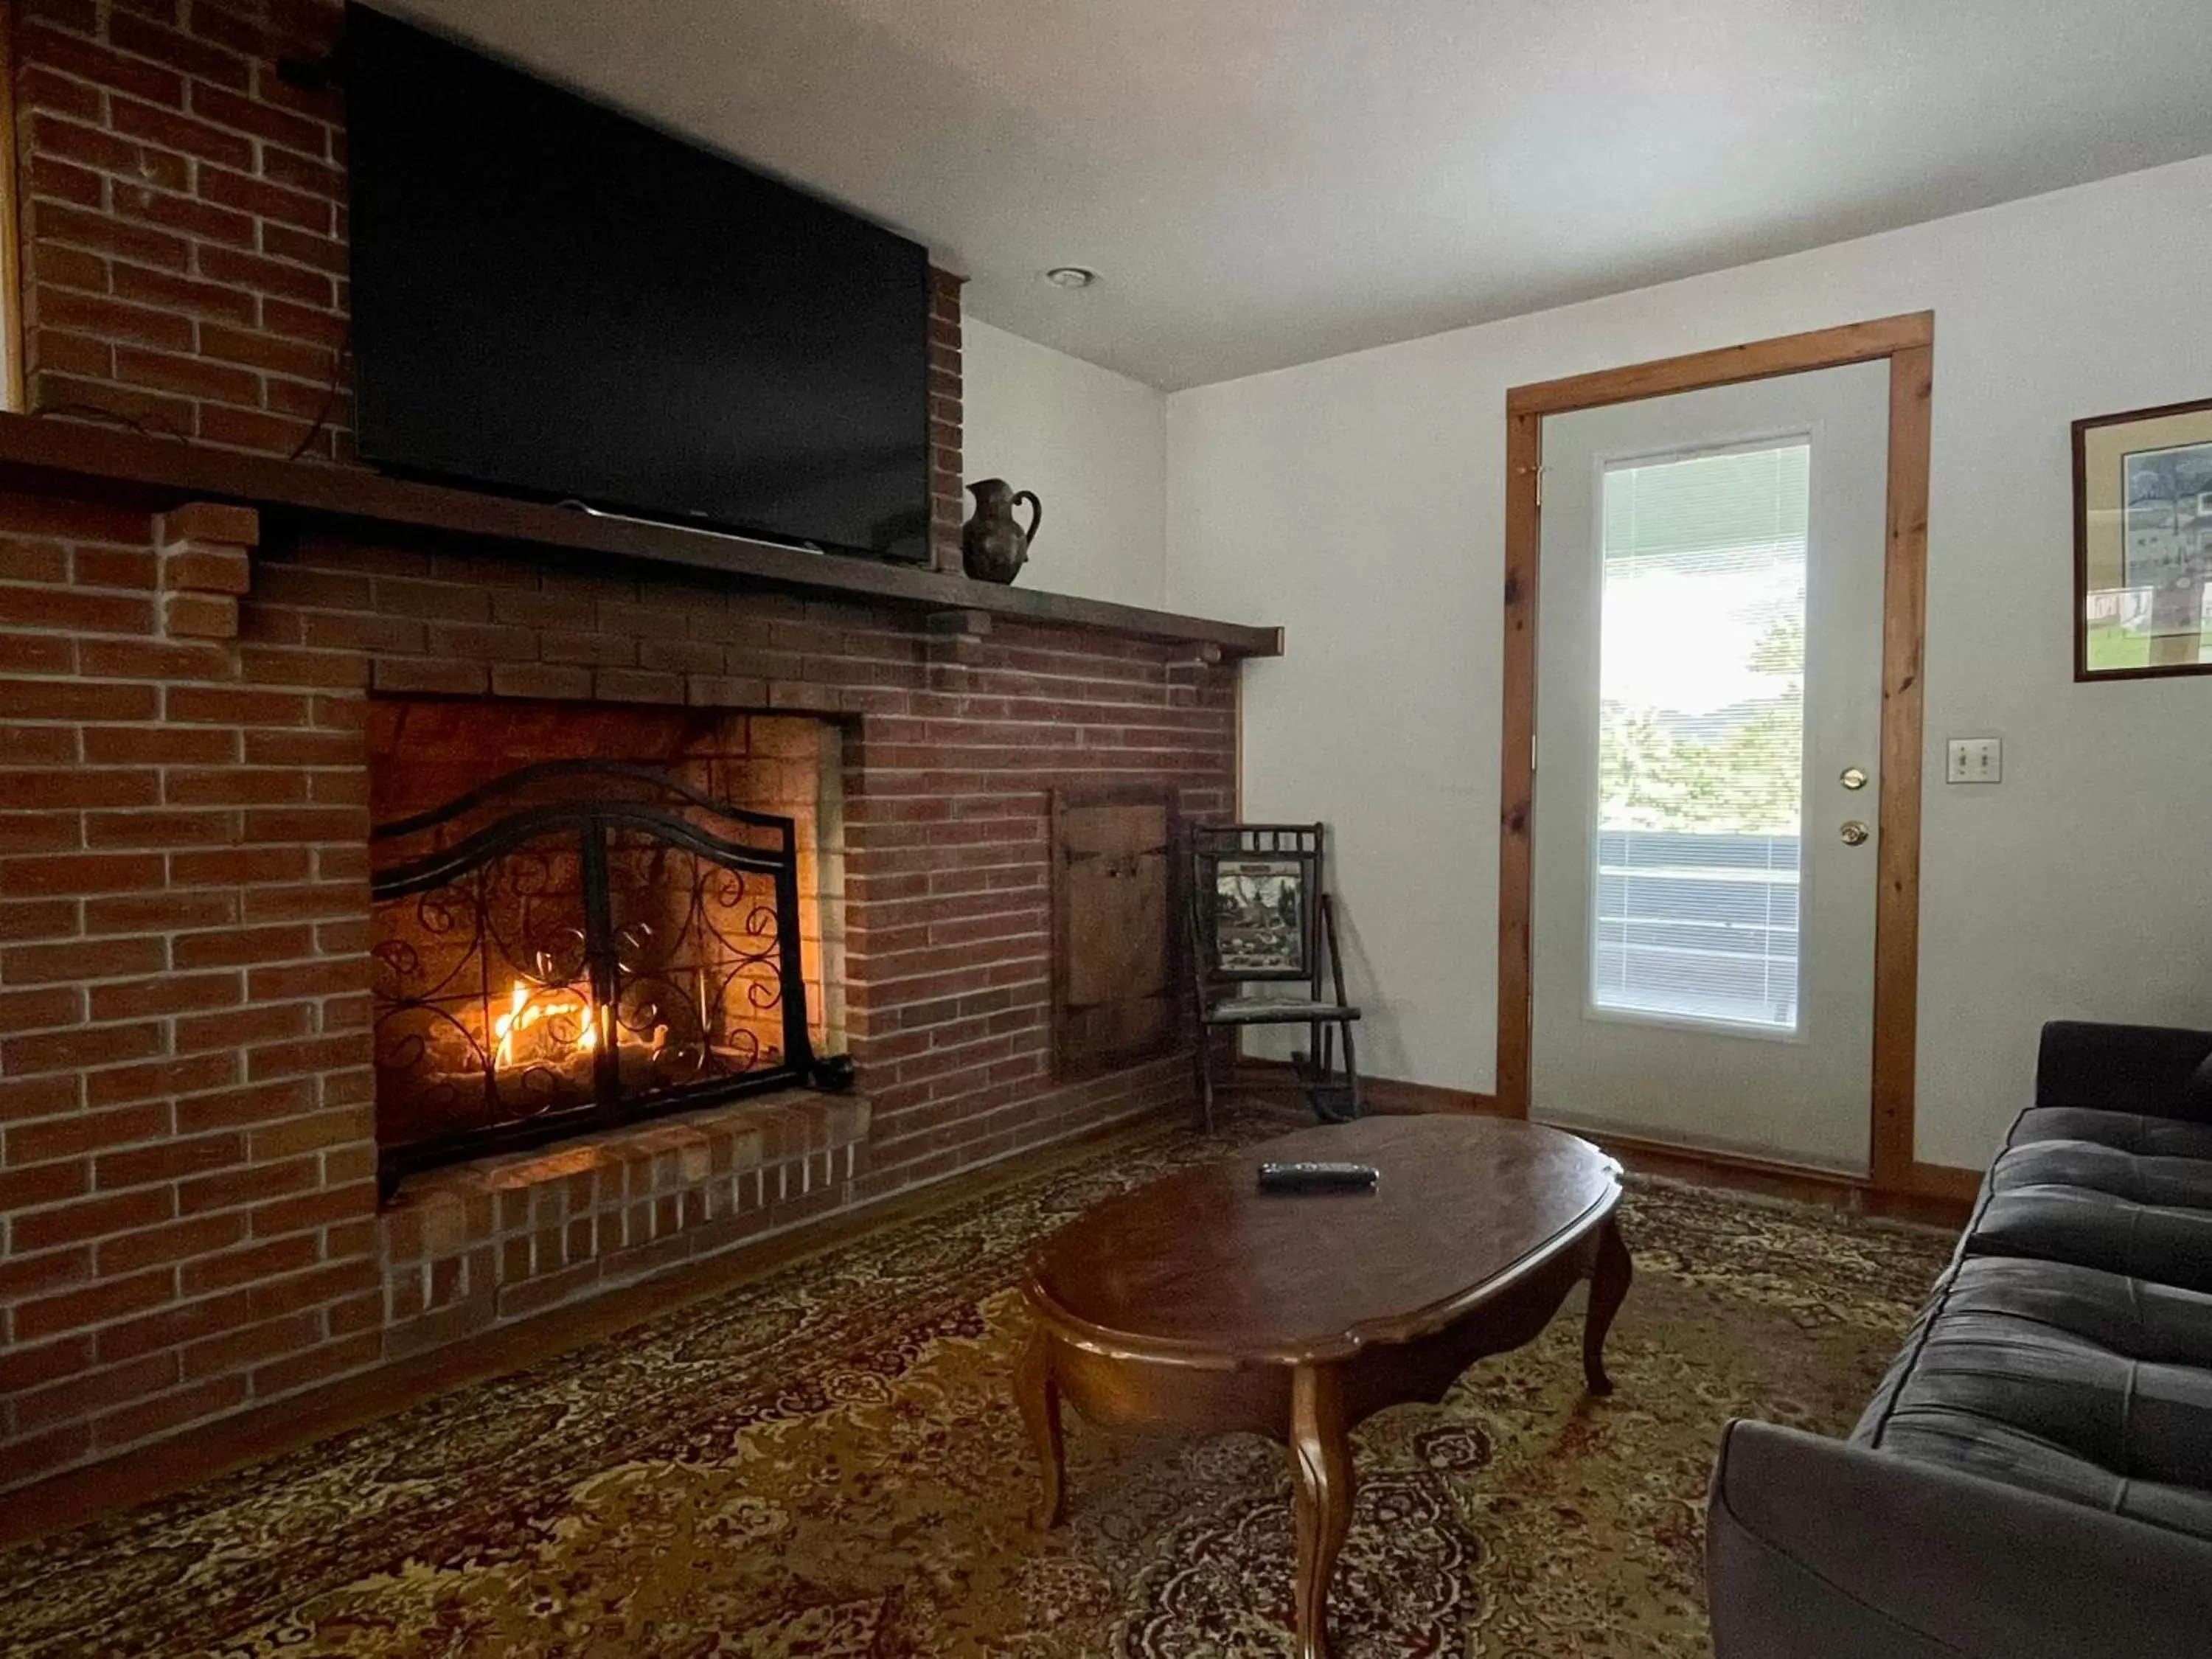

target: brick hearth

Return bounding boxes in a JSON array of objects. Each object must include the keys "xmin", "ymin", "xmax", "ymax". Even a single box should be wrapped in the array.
[{"xmin": 378, "ymin": 1091, "xmax": 872, "ymax": 1360}]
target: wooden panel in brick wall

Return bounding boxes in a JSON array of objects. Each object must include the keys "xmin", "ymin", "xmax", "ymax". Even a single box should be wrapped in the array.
[{"xmin": 1052, "ymin": 789, "xmax": 1175, "ymax": 1077}]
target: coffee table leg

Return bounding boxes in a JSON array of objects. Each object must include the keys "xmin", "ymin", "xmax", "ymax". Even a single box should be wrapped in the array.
[
  {"xmin": 1016, "ymin": 1322, "xmax": 1066, "ymax": 1529},
  {"xmin": 1289, "ymin": 1364, "xmax": 1352, "ymax": 1659},
  {"xmin": 1582, "ymin": 1214, "xmax": 1632, "ymax": 1396}
]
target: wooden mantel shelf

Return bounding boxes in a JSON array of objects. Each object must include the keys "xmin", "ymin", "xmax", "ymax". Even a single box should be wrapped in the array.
[{"xmin": 0, "ymin": 414, "xmax": 1284, "ymax": 659}]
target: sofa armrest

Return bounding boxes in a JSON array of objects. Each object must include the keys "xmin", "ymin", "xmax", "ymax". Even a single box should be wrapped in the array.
[
  {"xmin": 1708, "ymin": 1421, "xmax": 2212, "ymax": 1659},
  {"xmin": 2034, "ymin": 1020, "xmax": 2212, "ymax": 1119}
]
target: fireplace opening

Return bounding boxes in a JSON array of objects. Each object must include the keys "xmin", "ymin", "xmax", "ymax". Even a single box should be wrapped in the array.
[{"xmin": 367, "ymin": 706, "xmax": 850, "ymax": 1194}]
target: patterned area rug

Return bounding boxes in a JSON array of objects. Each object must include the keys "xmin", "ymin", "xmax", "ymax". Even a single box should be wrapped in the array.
[{"xmin": 0, "ymin": 1112, "xmax": 1952, "ymax": 1658}]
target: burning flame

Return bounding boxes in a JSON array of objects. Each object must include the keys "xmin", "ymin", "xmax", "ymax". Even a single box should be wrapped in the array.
[
  {"xmin": 489, "ymin": 982, "xmax": 667, "ymax": 1070},
  {"xmin": 492, "ymin": 981, "xmax": 599, "ymax": 1068}
]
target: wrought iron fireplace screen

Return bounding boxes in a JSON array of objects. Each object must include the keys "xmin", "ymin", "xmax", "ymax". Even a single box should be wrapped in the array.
[{"xmin": 370, "ymin": 760, "xmax": 835, "ymax": 1189}]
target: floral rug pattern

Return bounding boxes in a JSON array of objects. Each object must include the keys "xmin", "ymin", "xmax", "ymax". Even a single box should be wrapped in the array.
[{"xmin": 0, "ymin": 1112, "xmax": 1952, "ymax": 1658}]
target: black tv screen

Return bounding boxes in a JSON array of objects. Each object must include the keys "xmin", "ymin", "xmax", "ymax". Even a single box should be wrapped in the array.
[{"xmin": 347, "ymin": 5, "xmax": 931, "ymax": 561}]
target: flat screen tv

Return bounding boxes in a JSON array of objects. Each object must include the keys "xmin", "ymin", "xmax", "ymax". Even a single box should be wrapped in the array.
[{"xmin": 347, "ymin": 5, "xmax": 932, "ymax": 562}]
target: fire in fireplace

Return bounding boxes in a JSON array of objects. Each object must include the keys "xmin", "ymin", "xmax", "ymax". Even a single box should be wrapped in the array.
[{"xmin": 369, "ymin": 759, "xmax": 850, "ymax": 1192}]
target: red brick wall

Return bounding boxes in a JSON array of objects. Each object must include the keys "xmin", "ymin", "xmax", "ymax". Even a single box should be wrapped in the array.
[
  {"xmin": 927, "ymin": 268, "xmax": 964, "ymax": 572},
  {"xmin": 0, "ymin": 502, "xmax": 1236, "ymax": 1490},
  {"xmin": 0, "ymin": 493, "xmax": 378, "ymax": 1484},
  {"xmin": 10, "ymin": 0, "xmax": 353, "ymax": 456},
  {"xmin": 6, "ymin": 0, "xmax": 970, "ymax": 564}
]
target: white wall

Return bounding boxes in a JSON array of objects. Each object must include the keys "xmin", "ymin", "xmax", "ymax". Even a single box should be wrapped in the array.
[
  {"xmin": 1165, "ymin": 154, "xmax": 2212, "ymax": 1171},
  {"xmin": 961, "ymin": 318, "xmax": 1167, "ymax": 609}
]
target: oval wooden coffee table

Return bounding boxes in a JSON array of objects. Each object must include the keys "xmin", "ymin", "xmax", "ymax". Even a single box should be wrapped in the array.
[{"xmin": 1017, "ymin": 1115, "xmax": 1630, "ymax": 1659}]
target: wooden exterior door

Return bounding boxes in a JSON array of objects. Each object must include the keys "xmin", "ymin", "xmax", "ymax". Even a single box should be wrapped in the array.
[{"xmin": 1052, "ymin": 790, "xmax": 1174, "ymax": 1077}]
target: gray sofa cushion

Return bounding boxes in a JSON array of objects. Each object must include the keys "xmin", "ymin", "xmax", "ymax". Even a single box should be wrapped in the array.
[
  {"xmin": 2008, "ymin": 1105, "xmax": 2212, "ymax": 1161},
  {"xmin": 1992, "ymin": 1138, "xmax": 2212, "ymax": 1208},
  {"xmin": 1854, "ymin": 1255, "xmax": 2212, "ymax": 1540},
  {"xmin": 1968, "ymin": 1183, "xmax": 2212, "ymax": 1290}
]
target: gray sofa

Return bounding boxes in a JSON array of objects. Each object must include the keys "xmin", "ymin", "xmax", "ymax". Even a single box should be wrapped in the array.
[{"xmin": 1707, "ymin": 1020, "xmax": 2212, "ymax": 1658}]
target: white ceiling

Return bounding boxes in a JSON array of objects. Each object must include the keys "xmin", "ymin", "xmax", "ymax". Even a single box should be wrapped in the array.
[{"xmin": 389, "ymin": 0, "xmax": 2212, "ymax": 390}]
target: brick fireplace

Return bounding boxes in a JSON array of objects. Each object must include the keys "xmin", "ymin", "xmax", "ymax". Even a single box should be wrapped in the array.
[
  {"xmin": 0, "ymin": 0, "xmax": 1256, "ymax": 1496},
  {"xmin": 0, "ymin": 502, "xmax": 1239, "ymax": 1488}
]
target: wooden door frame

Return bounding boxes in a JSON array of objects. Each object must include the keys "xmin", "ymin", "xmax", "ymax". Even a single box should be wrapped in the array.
[{"xmin": 1495, "ymin": 311, "xmax": 1968, "ymax": 1203}]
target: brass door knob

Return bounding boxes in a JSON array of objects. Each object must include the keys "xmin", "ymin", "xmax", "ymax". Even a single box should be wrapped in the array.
[
  {"xmin": 1840, "ymin": 821, "xmax": 1870, "ymax": 846},
  {"xmin": 1840, "ymin": 766, "xmax": 1868, "ymax": 790}
]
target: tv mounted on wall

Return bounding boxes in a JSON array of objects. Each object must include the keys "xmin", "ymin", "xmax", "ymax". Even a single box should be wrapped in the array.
[{"xmin": 347, "ymin": 4, "xmax": 933, "ymax": 563}]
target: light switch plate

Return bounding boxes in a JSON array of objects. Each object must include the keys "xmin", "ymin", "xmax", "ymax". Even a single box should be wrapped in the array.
[{"xmin": 1946, "ymin": 737, "xmax": 2001, "ymax": 784}]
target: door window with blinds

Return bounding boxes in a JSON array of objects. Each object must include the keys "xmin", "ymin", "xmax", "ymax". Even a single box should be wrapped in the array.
[{"xmin": 1590, "ymin": 438, "xmax": 1809, "ymax": 1033}]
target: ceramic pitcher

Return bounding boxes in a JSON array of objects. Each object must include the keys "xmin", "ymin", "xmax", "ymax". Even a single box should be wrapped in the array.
[{"xmin": 961, "ymin": 479, "xmax": 1042, "ymax": 583}]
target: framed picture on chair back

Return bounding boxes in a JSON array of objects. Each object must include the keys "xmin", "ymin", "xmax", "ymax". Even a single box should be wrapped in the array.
[{"xmin": 1211, "ymin": 856, "xmax": 1309, "ymax": 975}]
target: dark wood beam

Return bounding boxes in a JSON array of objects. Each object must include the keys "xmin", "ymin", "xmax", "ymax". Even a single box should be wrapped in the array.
[{"xmin": 0, "ymin": 413, "xmax": 1284, "ymax": 659}]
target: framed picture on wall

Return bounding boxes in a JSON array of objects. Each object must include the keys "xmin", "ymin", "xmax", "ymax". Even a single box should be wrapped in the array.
[{"xmin": 2075, "ymin": 396, "xmax": 2212, "ymax": 680}]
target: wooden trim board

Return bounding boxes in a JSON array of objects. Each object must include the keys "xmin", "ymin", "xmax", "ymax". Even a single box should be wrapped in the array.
[
  {"xmin": 1234, "ymin": 1058, "xmax": 1500, "ymax": 1117},
  {"xmin": 1231, "ymin": 1062, "xmax": 1973, "ymax": 1223},
  {"xmin": 1505, "ymin": 313, "xmax": 1936, "ymax": 418},
  {"xmin": 1495, "ymin": 313, "xmax": 1938, "ymax": 1202},
  {"xmin": 1494, "ymin": 408, "xmax": 1543, "ymax": 1125},
  {"xmin": 1905, "ymin": 1159, "xmax": 1983, "ymax": 1204},
  {"xmin": 1360, "ymin": 1075, "xmax": 1500, "ymax": 1116},
  {"xmin": 1591, "ymin": 1130, "xmax": 1974, "ymax": 1228},
  {"xmin": 1871, "ymin": 341, "xmax": 1934, "ymax": 1188}
]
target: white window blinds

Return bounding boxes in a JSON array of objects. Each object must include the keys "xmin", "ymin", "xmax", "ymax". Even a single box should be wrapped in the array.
[{"xmin": 1591, "ymin": 441, "xmax": 1809, "ymax": 1032}]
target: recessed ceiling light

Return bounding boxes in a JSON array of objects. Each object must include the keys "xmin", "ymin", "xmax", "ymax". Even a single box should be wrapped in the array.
[{"xmin": 1044, "ymin": 266, "xmax": 1097, "ymax": 290}]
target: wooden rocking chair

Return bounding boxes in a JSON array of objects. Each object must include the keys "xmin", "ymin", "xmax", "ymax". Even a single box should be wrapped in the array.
[{"xmin": 1186, "ymin": 822, "xmax": 1363, "ymax": 1130}]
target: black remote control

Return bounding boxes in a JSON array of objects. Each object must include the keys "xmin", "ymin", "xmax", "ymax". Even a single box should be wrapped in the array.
[{"xmin": 1257, "ymin": 1161, "xmax": 1379, "ymax": 1194}]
